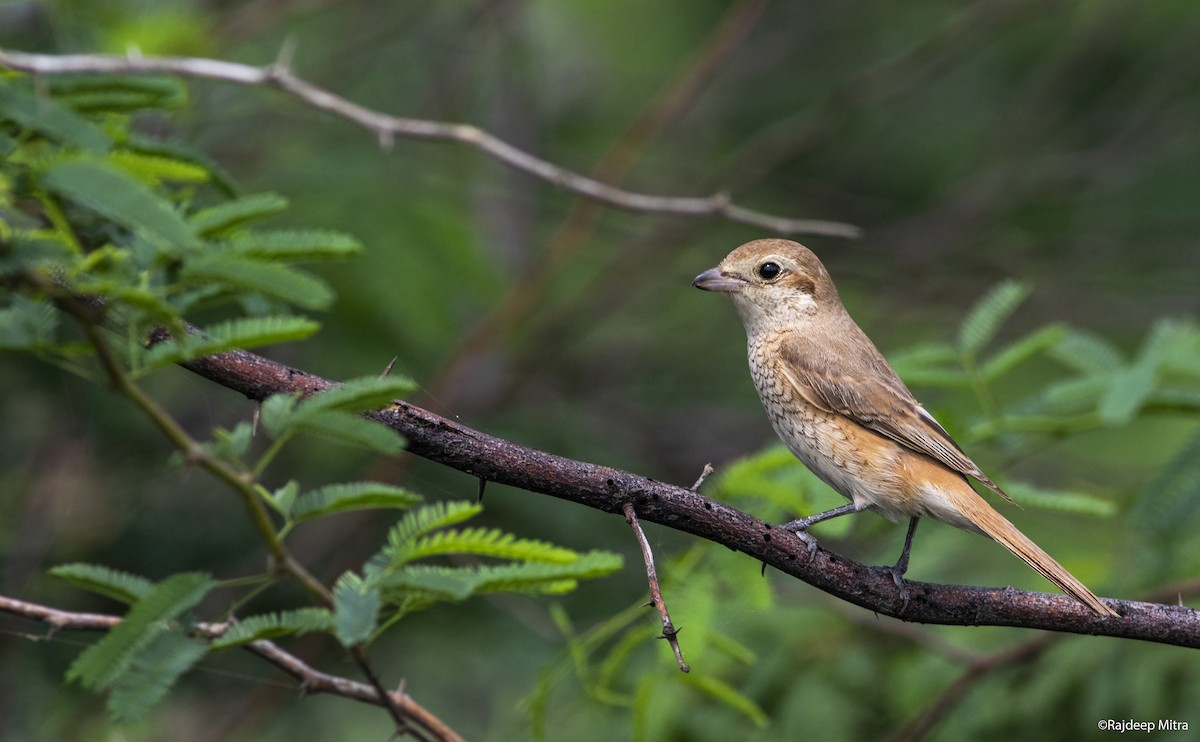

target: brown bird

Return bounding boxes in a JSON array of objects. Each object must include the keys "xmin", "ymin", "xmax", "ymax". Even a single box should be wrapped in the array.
[{"xmin": 693, "ymin": 238, "xmax": 1116, "ymax": 617}]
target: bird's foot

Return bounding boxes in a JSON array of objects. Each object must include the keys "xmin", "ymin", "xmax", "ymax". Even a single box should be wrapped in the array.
[
  {"xmin": 779, "ymin": 519, "xmax": 820, "ymax": 558},
  {"xmin": 871, "ymin": 563, "xmax": 911, "ymax": 614}
]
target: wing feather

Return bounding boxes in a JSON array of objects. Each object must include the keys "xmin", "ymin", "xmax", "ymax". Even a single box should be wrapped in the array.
[{"xmin": 776, "ymin": 335, "xmax": 1014, "ymax": 503}]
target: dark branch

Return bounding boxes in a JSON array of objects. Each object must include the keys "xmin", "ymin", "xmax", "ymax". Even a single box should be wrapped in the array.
[{"xmin": 172, "ymin": 345, "xmax": 1200, "ymax": 648}]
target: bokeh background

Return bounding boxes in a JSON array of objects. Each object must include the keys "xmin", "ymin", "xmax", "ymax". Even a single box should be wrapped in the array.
[{"xmin": 2, "ymin": 0, "xmax": 1200, "ymax": 739}]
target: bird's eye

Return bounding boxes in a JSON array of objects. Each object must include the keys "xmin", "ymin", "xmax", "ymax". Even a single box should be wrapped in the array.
[{"xmin": 757, "ymin": 262, "xmax": 782, "ymax": 280}]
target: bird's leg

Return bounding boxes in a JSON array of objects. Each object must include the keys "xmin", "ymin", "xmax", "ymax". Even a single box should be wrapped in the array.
[
  {"xmin": 881, "ymin": 517, "xmax": 920, "ymax": 613},
  {"xmin": 780, "ymin": 502, "xmax": 864, "ymax": 554}
]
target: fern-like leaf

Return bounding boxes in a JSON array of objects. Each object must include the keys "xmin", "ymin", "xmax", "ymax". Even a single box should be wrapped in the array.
[
  {"xmin": 50, "ymin": 563, "xmax": 154, "ymax": 604},
  {"xmin": 210, "ymin": 608, "xmax": 334, "ymax": 649},
  {"xmin": 48, "ymin": 74, "xmax": 187, "ymax": 113},
  {"xmin": 887, "ymin": 342, "xmax": 968, "ymax": 387},
  {"xmin": 958, "ymin": 280, "xmax": 1030, "ymax": 360},
  {"xmin": 290, "ymin": 482, "xmax": 422, "ymax": 524},
  {"xmin": 377, "ymin": 565, "xmax": 479, "ymax": 603},
  {"xmin": 398, "ymin": 528, "xmax": 580, "ymax": 565},
  {"xmin": 332, "ymin": 573, "xmax": 380, "ymax": 648},
  {"xmin": 142, "ymin": 316, "xmax": 320, "ymax": 369},
  {"xmin": 225, "ymin": 229, "xmax": 363, "ymax": 261},
  {"xmin": 1098, "ymin": 361, "xmax": 1157, "ymax": 424},
  {"xmin": 382, "ymin": 501, "xmax": 485, "ymax": 562},
  {"xmin": 300, "ymin": 376, "xmax": 417, "ymax": 413},
  {"xmin": 66, "ymin": 572, "xmax": 213, "ymax": 691},
  {"xmin": 43, "ymin": 159, "xmax": 198, "ymax": 249},
  {"xmin": 682, "ymin": 674, "xmax": 769, "ymax": 728},
  {"xmin": 1130, "ymin": 428, "xmax": 1200, "ymax": 535},
  {"xmin": 981, "ymin": 324, "xmax": 1067, "ymax": 381},
  {"xmin": 289, "ymin": 409, "xmax": 406, "ymax": 454},
  {"xmin": 0, "ymin": 82, "xmax": 111, "ymax": 152},
  {"xmin": 1049, "ymin": 328, "xmax": 1125, "ymax": 375},
  {"xmin": 469, "ymin": 551, "xmax": 624, "ymax": 594},
  {"xmin": 189, "ymin": 193, "xmax": 290, "ymax": 237},
  {"xmin": 1002, "ymin": 481, "xmax": 1116, "ymax": 517},
  {"xmin": 179, "ymin": 255, "xmax": 333, "ymax": 310},
  {"xmin": 107, "ymin": 150, "xmax": 210, "ymax": 185},
  {"xmin": 107, "ymin": 630, "xmax": 208, "ymax": 722},
  {"xmin": 259, "ymin": 393, "xmax": 299, "ymax": 439}
]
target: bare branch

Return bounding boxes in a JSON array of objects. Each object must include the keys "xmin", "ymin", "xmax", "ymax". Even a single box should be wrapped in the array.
[
  {"xmin": 624, "ymin": 501, "xmax": 689, "ymax": 672},
  {"xmin": 169, "ymin": 345, "xmax": 1200, "ymax": 648},
  {"xmin": 0, "ymin": 594, "xmax": 463, "ymax": 742},
  {"xmin": 0, "ymin": 48, "xmax": 860, "ymax": 238}
]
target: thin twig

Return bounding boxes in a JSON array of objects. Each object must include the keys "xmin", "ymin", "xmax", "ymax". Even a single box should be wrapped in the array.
[
  {"xmin": 623, "ymin": 501, "xmax": 689, "ymax": 672},
  {"xmin": 0, "ymin": 594, "xmax": 464, "ymax": 742},
  {"xmin": 0, "ymin": 48, "xmax": 859, "ymax": 238},
  {"xmin": 691, "ymin": 463, "xmax": 714, "ymax": 491}
]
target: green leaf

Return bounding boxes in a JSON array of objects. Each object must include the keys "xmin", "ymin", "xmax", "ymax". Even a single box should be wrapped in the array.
[
  {"xmin": 142, "ymin": 316, "xmax": 320, "ymax": 369},
  {"xmin": 332, "ymin": 573, "xmax": 380, "ymax": 648},
  {"xmin": 265, "ymin": 480, "xmax": 300, "ymax": 517},
  {"xmin": 301, "ymin": 376, "xmax": 417, "ymax": 413},
  {"xmin": 0, "ymin": 294, "xmax": 60, "ymax": 349},
  {"xmin": 1130, "ymin": 428, "xmax": 1200, "ymax": 535},
  {"xmin": 887, "ymin": 342, "xmax": 968, "ymax": 388},
  {"xmin": 1039, "ymin": 375, "xmax": 1109, "ymax": 412},
  {"xmin": 468, "ymin": 551, "xmax": 623, "ymax": 594},
  {"xmin": 290, "ymin": 482, "xmax": 422, "ymax": 524},
  {"xmin": 1098, "ymin": 361, "xmax": 1156, "ymax": 425},
  {"xmin": 210, "ymin": 608, "xmax": 333, "ymax": 649},
  {"xmin": 394, "ymin": 528, "xmax": 580, "ymax": 566},
  {"xmin": 50, "ymin": 563, "xmax": 154, "ymax": 604},
  {"xmin": 107, "ymin": 150, "xmax": 210, "ymax": 185},
  {"xmin": 189, "ymin": 193, "xmax": 289, "ymax": 238},
  {"xmin": 178, "ymin": 255, "xmax": 333, "ymax": 310},
  {"xmin": 957, "ymin": 280, "xmax": 1030, "ymax": 359},
  {"xmin": 377, "ymin": 566, "xmax": 478, "ymax": 603},
  {"xmin": 289, "ymin": 409, "xmax": 405, "ymax": 454},
  {"xmin": 259, "ymin": 393, "xmax": 299, "ymax": 439},
  {"xmin": 1003, "ymin": 481, "xmax": 1116, "ymax": 517},
  {"xmin": 0, "ymin": 83, "xmax": 112, "ymax": 152},
  {"xmin": 225, "ymin": 229, "xmax": 364, "ymax": 261},
  {"xmin": 383, "ymin": 501, "xmax": 484, "ymax": 558},
  {"xmin": 48, "ymin": 74, "xmax": 188, "ymax": 113},
  {"xmin": 1049, "ymin": 329, "xmax": 1125, "ymax": 375},
  {"xmin": 66, "ymin": 572, "xmax": 213, "ymax": 690},
  {"xmin": 202, "ymin": 422, "xmax": 255, "ymax": 462},
  {"xmin": 107, "ymin": 630, "xmax": 208, "ymax": 722},
  {"xmin": 980, "ymin": 324, "xmax": 1068, "ymax": 381},
  {"xmin": 43, "ymin": 159, "xmax": 197, "ymax": 249},
  {"xmin": 682, "ymin": 674, "xmax": 769, "ymax": 728}
]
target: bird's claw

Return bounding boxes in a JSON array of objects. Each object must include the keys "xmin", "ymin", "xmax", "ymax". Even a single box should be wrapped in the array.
[
  {"xmin": 871, "ymin": 564, "xmax": 911, "ymax": 614},
  {"xmin": 780, "ymin": 521, "xmax": 820, "ymax": 558}
]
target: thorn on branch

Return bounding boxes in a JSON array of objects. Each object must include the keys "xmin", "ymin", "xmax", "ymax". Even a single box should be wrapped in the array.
[
  {"xmin": 690, "ymin": 463, "xmax": 714, "ymax": 491},
  {"xmin": 477, "ymin": 478, "xmax": 487, "ymax": 503},
  {"xmin": 379, "ymin": 356, "xmax": 398, "ymax": 379},
  {"xmin": 623, "ymin": 501, "xmax": 690, "ymax": 673}
]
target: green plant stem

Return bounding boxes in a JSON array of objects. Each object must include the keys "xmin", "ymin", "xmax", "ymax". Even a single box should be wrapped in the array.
[{"xmin": 69, "ymin": 307, "xmax": 333, "ymax": 606}]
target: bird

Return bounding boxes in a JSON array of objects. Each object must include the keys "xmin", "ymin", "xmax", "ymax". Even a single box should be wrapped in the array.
[{"xmin": 692, "ymin": 238, "xmax": 1117, "ymax": 617}]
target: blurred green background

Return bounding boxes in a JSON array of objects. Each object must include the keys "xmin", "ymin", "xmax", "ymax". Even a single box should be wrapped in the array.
[{"xmin": 2, "ymin": 0, "xmax": 1200, "ymax": 739}]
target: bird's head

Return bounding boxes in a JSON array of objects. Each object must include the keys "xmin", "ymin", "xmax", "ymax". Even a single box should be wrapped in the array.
[{"xmin": 692, "ymin": 238, "xmax": 841, "ymax": 336}]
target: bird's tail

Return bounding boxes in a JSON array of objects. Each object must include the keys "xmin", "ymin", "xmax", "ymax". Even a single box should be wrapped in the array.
[{"xmin": 957, "ymin": 492, "xmax": 1117, "ymax": 617}]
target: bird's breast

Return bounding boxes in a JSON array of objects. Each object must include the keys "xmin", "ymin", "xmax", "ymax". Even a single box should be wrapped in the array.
[{"xmin": 746, "ymin": 337, "xmax": 911, "ymax": 520}]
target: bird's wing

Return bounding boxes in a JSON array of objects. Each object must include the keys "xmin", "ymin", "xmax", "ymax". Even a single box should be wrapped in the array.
[{"xmin": 776, "ymin": 335, "xmax": 1013, "ymax": 503}]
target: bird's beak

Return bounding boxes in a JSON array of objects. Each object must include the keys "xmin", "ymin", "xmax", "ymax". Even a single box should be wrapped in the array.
[{"xmin": 692, "ymin": 267, "xmax": 746, "ymax": 293}]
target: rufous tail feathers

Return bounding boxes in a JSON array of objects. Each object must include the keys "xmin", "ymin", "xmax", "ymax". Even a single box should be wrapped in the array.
[{"xmin": 957, "ymin": 493, "xmax": 1117, "ymax": 617}]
